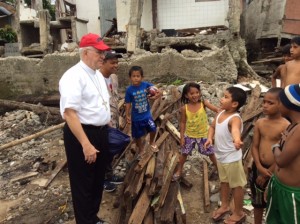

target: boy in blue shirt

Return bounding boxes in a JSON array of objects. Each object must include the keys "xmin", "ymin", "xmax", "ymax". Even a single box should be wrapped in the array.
[{"xmin": 125, "ymin": 66, "xmax": 160, "ymax": 157}]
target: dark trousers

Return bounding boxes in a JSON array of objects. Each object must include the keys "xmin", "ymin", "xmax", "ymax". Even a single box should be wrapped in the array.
[{"xmin": 64, "ymin": 124, "xmax": 109, "ymax": 224}]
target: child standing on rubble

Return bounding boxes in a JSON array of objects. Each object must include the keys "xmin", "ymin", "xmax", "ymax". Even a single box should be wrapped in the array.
[
  {"xmin": 271, "ymin": 44, "xmax": 292, "ymax": 88},
  {"xmin": 125, "ymin": 66, "xmax": 161, "ymax": 157},
  {"xmin": 204, "ymin": 86, "xmax": 247, "ymax": 223},
  {"xmin": 173, "ymin": 82, "xmax": 219, "ymax": 181},
  {"xmin": 250, "ymin": 88, "xmax": 289, "ymax": 224},
  {"xmin": 282, "ymin": 36, "xmax": 300, "ymax": 87}
]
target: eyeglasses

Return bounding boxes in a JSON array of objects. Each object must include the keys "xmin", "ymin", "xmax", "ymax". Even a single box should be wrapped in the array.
[{"xmin": 86, "ymin": 48, "xmax": 105, "ymax": 56}]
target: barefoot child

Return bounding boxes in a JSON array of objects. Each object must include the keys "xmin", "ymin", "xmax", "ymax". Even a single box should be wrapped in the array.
[
  {"xmin": 204, "ymin": 87, "xmax": 247, "ymax": 223},
  {"xmin": 271, "ymin": 44, "xmax": 292, "ymax": 88},
  {"xmin": 125, "ymin": 66, "xmax": 160, "ymax": 156},
  {"xmin": 265, "ymin": 84, "xmax": 300, "ymax": 224},
  {"xmin": 173, "ymin": 82, "xmax": 219, "ymax": 180},
  {"xmin": 284, "ymin": 36, "xmax": 300, "ymax": 87},
  {"xmin": 251, "ymin": 88, "xmax": 290, "ymax": 224}
]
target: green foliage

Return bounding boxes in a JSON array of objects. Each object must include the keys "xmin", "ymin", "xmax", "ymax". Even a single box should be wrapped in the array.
[
  {"xmin": 171, "ymin": 78, "xmax": 184, "ymax": 86},
  {"xmin": 0, "ymin": 25, "xmax": 17, "ymax": 43},
  {"xmin": 43, "ymin": 0, "xmax": 56, "ymax": 21}
]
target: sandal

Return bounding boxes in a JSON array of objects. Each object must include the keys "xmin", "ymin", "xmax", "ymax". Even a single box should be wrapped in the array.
[
  {"xmin": 223, "ymin": 214, "xmax": 246, "ymax": 224},
  {"xmin": 211, "ymin": 209, "xmax": 230, "ymax": 222},
  {"xmin": 150, "ymin": 144, "xmax": 159, "ymax": 152}
]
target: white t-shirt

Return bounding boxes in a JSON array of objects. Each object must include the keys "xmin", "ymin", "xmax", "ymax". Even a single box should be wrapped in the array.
[{"xmin": 59, "ymin": 61, "xmax": 111, "ymax": 126}]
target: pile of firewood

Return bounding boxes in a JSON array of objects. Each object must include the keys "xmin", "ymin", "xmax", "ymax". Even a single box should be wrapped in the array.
[{"xmin": 112, "ymin": 86, "xmax": 188, "ymax": 224}]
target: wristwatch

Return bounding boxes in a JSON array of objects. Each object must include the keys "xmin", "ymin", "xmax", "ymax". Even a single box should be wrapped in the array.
[{"xmin": 272, "ymin": 143, "xmax": 280, "ymax": 154}]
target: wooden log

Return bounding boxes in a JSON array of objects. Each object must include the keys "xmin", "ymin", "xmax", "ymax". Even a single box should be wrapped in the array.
[
  {"xmin": 0, "ymin": 122, "xmax": 65, "ymax": 151},
  {"xmin": 160, "ymin": 182, "xmax": 179, "ymax": 223},
  {"xmin": 43, "ymin": 158, "xmax": 67, "ymax": 189},
  {"xmin": 128, "ymin": 187, "xmax": 151, "ymax": 224},
  {"xmin": 203, "ymin": 160, "xmax": 210, "ymax": 213},
  {"xmin": 0, "ymin": 99, "xmax": 60, "ymax": 115}
]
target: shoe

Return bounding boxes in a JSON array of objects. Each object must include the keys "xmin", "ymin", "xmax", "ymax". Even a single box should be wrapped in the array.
[
  {"xmin": 103, "ymin": 181, "xmax": 116, "ymax": 192},
  {"xmin": 108, "ymin": 175, "xmax": 124, "ymax": 185}
]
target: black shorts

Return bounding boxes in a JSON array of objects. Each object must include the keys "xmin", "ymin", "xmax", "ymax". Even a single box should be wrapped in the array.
[{"xmin": 249, "ymin": 163, "xmax": 270, "ymax": 208}]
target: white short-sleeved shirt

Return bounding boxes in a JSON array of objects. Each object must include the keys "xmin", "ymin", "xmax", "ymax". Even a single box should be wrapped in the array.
[{"xmin": 59, "ymin": 61, "xmax": 111, "ymax": 126}]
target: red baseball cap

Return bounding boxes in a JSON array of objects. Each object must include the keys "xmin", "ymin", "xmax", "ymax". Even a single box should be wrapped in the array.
[{"xmin": 79, "ymin": 33, "xmax": 111, "ymax": 51}]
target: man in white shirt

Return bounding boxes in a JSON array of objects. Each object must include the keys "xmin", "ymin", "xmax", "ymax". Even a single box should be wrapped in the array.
[{"xmin": 59, "ymin": 33, "xmax": 111, "ymax": 224}]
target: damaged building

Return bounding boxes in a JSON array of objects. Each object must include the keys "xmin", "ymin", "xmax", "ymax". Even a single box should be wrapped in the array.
[
  {"xmin": 241, "ymin": 0, "xmax": 300, "ymax": 60},
  {"xmin": 0, "ymin": 0, "xmax": 262, "ymax": 102}
]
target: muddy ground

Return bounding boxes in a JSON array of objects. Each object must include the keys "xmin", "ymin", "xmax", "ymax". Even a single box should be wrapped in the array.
[{"xmin": 0, "ymin": 109, "xmax": 255, "ymax": 224}]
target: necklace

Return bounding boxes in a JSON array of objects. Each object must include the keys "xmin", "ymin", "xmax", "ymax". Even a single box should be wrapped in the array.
[{"xmin": 81, "ymin": 65, "xmax": 108, "ymax": 111}]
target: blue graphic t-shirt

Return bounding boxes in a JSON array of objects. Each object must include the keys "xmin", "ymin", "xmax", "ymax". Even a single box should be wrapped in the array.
[{"xmin": 125, "ymin": 81, "xmax": 153, "ymax": 121}]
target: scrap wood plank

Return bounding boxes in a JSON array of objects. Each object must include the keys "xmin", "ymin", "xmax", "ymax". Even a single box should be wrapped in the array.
[
  {"xmin": 159, "ymin": 115, "xmax": 180, "ymax": 143},
  {"xmin": 145, "ymin": 154, "xmax": 156, "ymax": 178},
  {"xmin": 135, "ymin": 132, "xmax": 169, "ymax": 172},
  {"xmin": 143, "ymin": 208, "xmax": 154, "ymax": 224},
  {"xmin": 10, "ymin": 171, "xmax": 39, "ymax": 183},
  {"xmin": 160, "ymin": 182, "xmax": 179, "ymax": 223},
  {"xmin": 158, "ymin": 153, "xmax": 179, "ymax": 207},
  {"xmin": 128, "ymin": 187, "xmax": 151, "ymax": 224},
  {"xmin": 131, "ymin": 166, "xmax": 147, "ymax": 199},
  {"xmin": 112, "ymin": 140, "xmax": 134, "ymax": 169},
  {"xmin": 203, "ymin": 160, "xmax": 210, "ymax": 213},
  {"xmin": 0, "ymin": 122, "xmax": 65, "ymax": 151},
  {"xmin": 43, "ymin": 158, "xmax": 67, "ymax": 189},
  {"xmin": 177, "ymin": 188, "xmax": 186, "ymax": 224}
]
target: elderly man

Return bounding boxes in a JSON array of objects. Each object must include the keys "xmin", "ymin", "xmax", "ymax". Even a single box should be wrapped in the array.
[{"xmin": 59, "ymin": 33, "xmax": 110, "ymax": 224}]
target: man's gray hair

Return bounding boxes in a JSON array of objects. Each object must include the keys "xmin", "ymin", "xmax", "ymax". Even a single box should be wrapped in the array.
[{"xmin": 79, "ymin": 46, "xmax": 95, "ymax": 59}]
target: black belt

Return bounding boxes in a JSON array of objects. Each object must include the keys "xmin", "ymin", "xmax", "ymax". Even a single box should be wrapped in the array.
[{"xmin": 81, "ymin": 124, "xmax": 106, "ymax": 129}]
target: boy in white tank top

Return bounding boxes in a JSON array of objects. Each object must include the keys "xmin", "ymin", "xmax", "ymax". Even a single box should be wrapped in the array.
[{"xmin": 204, "ymin": 87, "xmax": 247, "ymax": 223}]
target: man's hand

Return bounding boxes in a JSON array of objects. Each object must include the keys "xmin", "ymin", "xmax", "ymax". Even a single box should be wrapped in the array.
[{"xmin": 82, "ymin": 143, "xmax": 99, "ymax": 164}]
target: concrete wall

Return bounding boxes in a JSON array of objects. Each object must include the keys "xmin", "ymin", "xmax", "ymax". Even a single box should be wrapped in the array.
[
  {"xmin": 0, "ymin": 48, "xmax": 237, "ymax": 99},
  {"xmin": 116, "ymin": 0, "xmax": 229, "ymax": 32},
  {"xmin": 19, "ymin": 2, "xmax": 37, "ymax": 20},
  {"xmin": 241, "ymin": 0, "xmax": 287, "ymax": 42},
  {"xmin": 76, "ymin": 0, "xmax": 100, "ymax": 34}
]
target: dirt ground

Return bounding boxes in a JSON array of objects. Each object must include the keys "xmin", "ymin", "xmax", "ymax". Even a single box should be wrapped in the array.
[{"xmin": 0, "ymin": 109, "xmax": 255, "ymax": 224}]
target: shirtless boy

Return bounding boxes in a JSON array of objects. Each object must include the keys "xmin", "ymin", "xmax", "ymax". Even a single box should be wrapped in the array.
[
  {"xmin": 265, "ymin": 84, "xmax": 300, "ymax": 224},
  {"xmin": 271, "ymin": 44, "xmax": 292, "ymax": 88},
  {"xmin": 284, "ymin": 37, "xmax": 300, "ymax": 87},
  {"xmin": 251, "ymin": 88, "xmax": 289, "ymax": 224}
]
